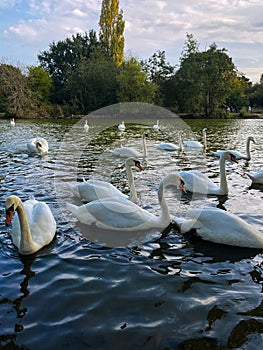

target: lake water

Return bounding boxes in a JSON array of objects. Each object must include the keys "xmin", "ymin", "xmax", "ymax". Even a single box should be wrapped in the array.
[{"xmin": 0, "ymin": 112, "xmax": 263, "ymax": 349}]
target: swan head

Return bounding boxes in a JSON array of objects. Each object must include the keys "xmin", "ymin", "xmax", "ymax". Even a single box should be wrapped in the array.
[
  {"xmin": 202, "ymin": 128, "xmax": 207, "ymax": 133},
  {"xmin": 248, "ymin": 136, "xmax": 255, "ymax": 143},
  {"xmin": 163, "ymin": 173, "xmax": 186, "ymax": 193},
  {"xmin": 143, "ymin": 132, "xmax": 149, "ymax": 139},
  {"xmin": 220, "ymin": 151, "xmax": 238, "ymax": 163},
  {"xmin": 125, "ymin": 157, "xmax": 144, "ymax": 171},
  {"xmin": 5, "ymin": 195, "xmax": 21, "ymax": 226},
  {"xmin": 36, "ymin": 138, "xmax": 49, "ymax": 153}
]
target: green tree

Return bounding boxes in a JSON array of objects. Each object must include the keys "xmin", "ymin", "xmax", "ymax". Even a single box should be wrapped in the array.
[
  {"xmin": 246, "ymin": 73, "xmax": 263, "ymax": 108},
  {"xmin": 99, "ymin": 0, "xmax": 125, "ymax": 67},
  {"xmin": 117, "ymin": 57, "xmax": 157, "ymax": 103}
]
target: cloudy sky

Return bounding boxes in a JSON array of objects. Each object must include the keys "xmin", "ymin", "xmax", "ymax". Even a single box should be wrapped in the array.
[{"xmin": 1, "ymin": 0, "xmax": 262, "ymax": 83}]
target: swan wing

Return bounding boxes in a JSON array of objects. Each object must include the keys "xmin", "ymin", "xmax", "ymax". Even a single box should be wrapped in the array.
[
  {"xmin": 178, "ymin": 171, "xmax": 219, "ymax": 194},
  {"xmin": 184, "ymin": 141, "xmax": 203, "ymax": 148},
  {"xmin": 156, "ymin": 143, "xmax": 178, "ymax": 151},
  {"xmin": 78, "ymin": 180, "xmax": 128, "ymax": 201},
  {"xmin": 213, "ymin": 149, "xmax": 246, "ymax": 160},
  {"xmin": 110, "ymin": 147, "xmax": 142, "ymax": 158},
  {"xmin": 248, "ymin": 170, "xmax": 263, "ymax": 184}
]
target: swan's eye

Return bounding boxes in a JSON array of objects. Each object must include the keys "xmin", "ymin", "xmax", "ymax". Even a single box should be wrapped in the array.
[{"xmin": 134, "ymin": 161, "xmax": 144, "ymax": 171}]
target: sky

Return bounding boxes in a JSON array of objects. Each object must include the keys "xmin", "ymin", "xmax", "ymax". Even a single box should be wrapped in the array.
[{"xmin": 0, "ymin": 0, "xmax": 262, "ymax": 83}]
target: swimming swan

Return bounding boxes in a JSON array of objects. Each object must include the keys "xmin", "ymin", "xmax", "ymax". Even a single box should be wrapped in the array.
[
  {"xmin": 247, "ymin": 169, "xmax": 263, "ymax": 184},
  {"xmin": 66, "ymin": 173, "xmax": 186, "ymax": 231},
  {"xmin": 213, "ymin": 136, "xmax": 255, "ymax": 160},
  {"xmin": 173, "ymin": 207, "xmax": 263, "ymax": 248},
  {"xmin": 84, "ymin": 120, "xmax": 89, "ymax": 132},
  {"xmin": 5, "ymin": 195, "xmax": 56, "ymax": 255},
  {"xmin": 68, "ymin": 157, "xmax": 144, "ymax": 203},
  {"xmin": 118, "ymin": 121, "xmax": 125, "ymax": 131},
  {"xmin": 177, "ymin": 151, "xmax": 238, "ymax": 195},
  {"xmin": 27, "ymin": 137, "xmax": 49, "ymax": 154},
  {"xmin": 156, "ymin": 131, "xmax": 184, "ymax": 151},
  {"xmin": 110, "ymin": 133, "xmax": 148, "ymax": 158},
  {"xmin": 152, "ymin": 120, "xmax": 160, "ymax": 131},
  {"xmin": 183, "ymin": 128, "xmax": 207, "ymax": 148}
]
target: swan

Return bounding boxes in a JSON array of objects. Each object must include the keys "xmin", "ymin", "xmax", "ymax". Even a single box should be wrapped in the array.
[
  {"xmin": 183, "ymin": 128, "xmax": 207, "ymax": 148},
  {"xmin": 27, "ymin": 137, "xmax": 49, "ymax": 154},
  {"xmin": 247, "ymin": 169, "xmax": 263, "ymax": 184},
  {"xmin": 84, "ymin": 120, "xmax": 89, "ymax": 132},
  {"xmin": 10, "ymin": 118, "xmax": 15, "ymax": 126},
  {"xmin": 5, "ymin": 195, "xmax": 56, "ymax": 255},
  {"xmin": 66, "ymin": 173, "xmax": 186, "ymax": 231},
  {"xmin": 152, "ymin": 120, "xmax": 160, "ymax": 131},
  {"xmin": 156, "ymin": 131, "xmax": 184, "ymax": 151},
  {"xmin": 213, "ymin": 136, "xmax": 255, "ymax": 160},
  {"xmin": 68, "ymin": 157, "xmax": 144, "ymax": 203},
  {"xmin": 177, "ymin": 151, "xmax": 238, "ymax": 195},
  {"xmin": 173, "ymin": 207, "xmax": 263, "ymax": 248},
  {"xmin": 118, "ymin": 121, "xmax": 125, "ymax": 131},
  {"xmin": 110, "ymin": 133, "xmax": 148, "ymax": 158}
]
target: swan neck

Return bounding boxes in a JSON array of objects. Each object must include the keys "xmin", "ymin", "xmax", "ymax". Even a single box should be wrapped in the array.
[
  {"xmin": 179, "ymin": 132, "xmax": 184, "ymax": 150},
  {"xmin": 158, "ymin": 180, "xmax": 171, "ymax": 224},
  {"xmin": 16, "ymin": 202, "xmax": 35, "ymax": 253},
  {"xmin": 219, "ymin": 155, "xmax": 228, "ymax": 193},
  {"xmin": 246, "ymin": 138, "xmax": 251, "ymax": 159},
  {"xmin": 203, "ymin": 131, "xmax": 207, "ymax": 149},
  {"xmin": 142, "ymin": 135, "xmax": 147, "ymax": 158},
  {"xmin": 126, "ymin": 164, "xmax": 138, "ymax": 203}
]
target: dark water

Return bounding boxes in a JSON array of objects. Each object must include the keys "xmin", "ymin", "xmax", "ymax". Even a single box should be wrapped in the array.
[{"xmin": 0, "ymin": 114, "xmax": 263, "ymax": 349}]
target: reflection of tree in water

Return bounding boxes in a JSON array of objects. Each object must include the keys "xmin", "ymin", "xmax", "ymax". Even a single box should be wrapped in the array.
[{"xmin": 0, "ymin": 255, "xmax": 35, "ymax": 349}]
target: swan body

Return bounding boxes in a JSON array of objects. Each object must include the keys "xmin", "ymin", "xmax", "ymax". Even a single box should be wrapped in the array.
[
  {"xmin": 10, "ymin": 118, "xmax": 15, "ymax": 126},
  {"xmin": 213, "ymin": 136, "xmax": 255, "ymax": 160},
  {"xmin": 68, "ymin": 157, "xmax": 143, "ymax": 203},
  {"xmin": 84, "ymin": 120, "xmax": 89, "ymax": 132},
  {"xmin": 110, "ymin": 133, "xmax": 148, "ymax": 158},
  {"xmin": 27, "ymin": 137, "xmax": 49, "ymax": 154},
  {"xmin": 152, "ymin": 120, "xmax": 160, "ymax": 131},
  {"xmin": 66, "ymin": 173, "xmax": 186, "ymax": 231},
  {"xmin": 156, "ymin": 131, "xmax": 184, "ymax": 151},
  {"xmin": 118, "ymin": 121, "xmax": 125, "ymax": 131},
  {"xmin": 173, "ymin": 207, "xmax": 263, "ymax": 248},
  {"xmin": 183, "ymin": 128, "xmax": 207, "ymax": 148},
  {"xmin": 177, "ymin": 151, "xmax": 237, "ymax": 195},
  {"xmin": 247, "ymin": 169, "xmax": 263, "ymax": 184},
  {"xmin": 5, "ymin": 195, "xmax": 56, "ymax": 255}
]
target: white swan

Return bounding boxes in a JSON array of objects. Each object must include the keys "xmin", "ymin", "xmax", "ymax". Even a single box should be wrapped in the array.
[
  {"xmin": 110, "ymin": 132, "xmax": 148, "ymax": 158},
  {"xmin": 118, "ymin": 121, "xmax": 125, "ymax": 131},
  {"xmin": 177, "ymin": 151, "xmax": 238, "ymax": 195},
  {"xmin": 5, "ymin": 195, "xmax": 56, "ymax": 255},
  {"xmin": 10, "ymin": 118, "xmax": 15, "ymax": 126},
  {"xmin": 156, "ymin": 131, "xmax": 184, "ymax": 151},
  {"xmin": 66, "ymin": 173, "xmax": 186, "ymax": 231},
  {"xmin": 27, "ymin": 137, "xmax": 49, "ymax": 154},
  {"xmin": 247, "ymin": 169, "xmax": 263, "ymax": 184},
  {"xmin": 183, "ymin": 128, "xmax": 207, "ymax": 148},
  {"xmin": 173, "ymin": 207, "xmax": 263, "ymax": 248},
  {"xmin": 213, "ymin": 136, "xmax": 255, "ymax": 160},
  {"xmin": 68, "ymin": 157, "xmax": 144, "ymax": 203},
  {"xmin": 152, "ymin": 120, "xmax": 160, "ymax": 131},
  {"xmin": 84, "ymin": 120, "xmax": 89, "ymax": 132}
]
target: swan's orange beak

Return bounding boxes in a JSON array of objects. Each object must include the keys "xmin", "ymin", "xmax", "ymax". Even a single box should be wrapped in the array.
[
  {"xmin": 135, "ymin": 161, "xmax": 144, "ymax": 171},
  {"xmin": 5, "ymin": 209, "xmax": 14, "ymax": 226},
  {"xmin": 180, "ymin": 181, "xmax": 187, "ymax": 193},
  {"xmin": 230, "ymin": 154, "xmax": 238, "ymax": 163}
]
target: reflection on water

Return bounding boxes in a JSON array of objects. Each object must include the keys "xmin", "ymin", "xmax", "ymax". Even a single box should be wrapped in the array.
[{"xmin": 0, "ymin": 114, "xmax": 263, "ymax": 349}]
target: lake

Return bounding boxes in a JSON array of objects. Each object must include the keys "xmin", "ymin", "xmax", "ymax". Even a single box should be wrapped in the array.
[{"xmin": 0, "ymin": 109, "xmax": 263, "ymax": 349}]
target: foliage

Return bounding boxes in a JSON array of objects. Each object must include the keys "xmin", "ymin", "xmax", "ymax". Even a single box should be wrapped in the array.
[
  {"xmin": 117, "ymin": 57, "xmax": 157, "ymax": 103},
  {"xmin": 99, "ymin": 0, "xmax": 125, "ymax": 67}
]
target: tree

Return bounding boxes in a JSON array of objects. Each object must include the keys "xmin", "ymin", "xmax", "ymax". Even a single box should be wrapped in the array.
[
  {"xmin": 117, "ymin": 57, "xmax": 157, "ymax": 103},
  {"xmin": 99, "ymin": 0, "xmax": 125, "ymax": 67}
]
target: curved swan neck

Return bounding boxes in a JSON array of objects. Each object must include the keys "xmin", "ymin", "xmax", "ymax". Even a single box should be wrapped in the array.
[
  {"xmin": 157, "ymin": 180, "xmax": 171, "ymax": 224},
  {"xmin": 126, "ymin": 164, "xmax": 138, "ymax": 203},
  {"xmin": 16, "ymin": 200, "xmax": 36, "ymax": 253},
  {"xmin": 178, "ymin": 132, "xmax": 184, "ymax": 151},
  {"xmin": 203, "ymin": 129, "xmax": 207, "ymax": 149},
  {"xmin": 219, "ymin": 154, "xmax": 228, "ymax": 193},
  {"xmin": 246, "ymin": 137, "xmax": 252, "ymax": 159}
]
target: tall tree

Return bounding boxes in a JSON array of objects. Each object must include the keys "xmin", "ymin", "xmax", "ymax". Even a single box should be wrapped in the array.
[{"xmin": 99, "ymin": 0, "xmax": 125, "ymax": 67}]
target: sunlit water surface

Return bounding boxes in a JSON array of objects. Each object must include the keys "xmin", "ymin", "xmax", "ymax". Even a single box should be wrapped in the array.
[{"xmin": 0, "ymin": 116, "xmax": 263, "ymax": 349}]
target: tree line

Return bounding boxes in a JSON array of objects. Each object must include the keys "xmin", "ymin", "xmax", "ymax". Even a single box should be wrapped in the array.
[{"xmin": 0, "ymin": 1, "xmax": 262, "ymax": 118}]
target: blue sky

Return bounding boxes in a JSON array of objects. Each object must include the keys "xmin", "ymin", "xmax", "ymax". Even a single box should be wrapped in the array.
[{"xmin": 1, "ymin": 0, "xmax": 262, "ymax": 83}]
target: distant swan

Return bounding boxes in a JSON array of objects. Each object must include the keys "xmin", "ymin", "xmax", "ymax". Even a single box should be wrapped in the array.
[
  {"xmin": 68, "ymin": 157, "xmax": 144, "ymax": 203},
  {"xmin": 183, "ymin": 128, "xmax": 207, "ymax": 148},
  {"xmin": 177, "ymin": 151, "xmax": 238, "ymax": 195},
  {"xmin": 110, "ymin": 133, "xmax": 148, "ymax": 158},
  {"xmin": 10, "ymin": 118, "xmax": 15, "ymax": 126},
  {"xmin": 118, "ymin": 121, "xmax": 125, "ymax": 131},
  {"xmin": 247, "ymin": 169, "xmax": 263, "ymax": 184},
  {"xmin": 152, "ymin": 120, "xmax": 160, "ymax": 131},
  {"xmin": 5, "ymin": 195, "xmax": 56, "ymax": 255},
  {"xmin": 84, "ymin": 120, "xmax": 89, "ymax": 132},
  {"xmin": 173, "ymin": 207, "xmax": 263, "ymax": 248},
  {"xmin": 156, "ymin": 131, "xmax": 184, "ymax": 151},
  {"xmin": 213, "ymin": 136, "xmax": 255, "ymax": 161},
  {"xmin": 27, "ymin": 137, "xmax": 49, "ymax": 154},
  {"xmin": 66, "ymin": 173, "xmax": 186, "ymax": 231}
]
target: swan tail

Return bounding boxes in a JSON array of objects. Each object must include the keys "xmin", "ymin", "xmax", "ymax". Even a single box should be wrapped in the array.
[
  {"xmin": 67, "ymin": 183, "xmax": 81, "ymax": 198},
  {"xmin": 66, "ymin": 203, "xmax": 95, "ymax": 225}
]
